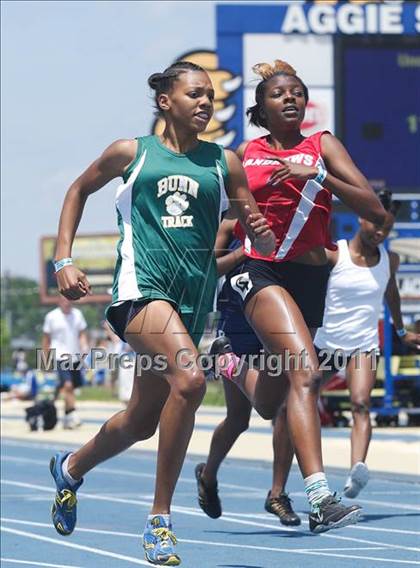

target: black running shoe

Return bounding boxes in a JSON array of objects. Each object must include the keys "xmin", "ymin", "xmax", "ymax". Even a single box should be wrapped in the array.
[
  {"xmin": 264, "ymin": 491, "xmax": 301, "ymax": 526},
  {"xmin": 195, "ymin": 463, "xmax": 222, "ymax": 519},
  {"xmin": 210, "ymin": 335, "xmax": 233, "ymax": 356},
  {"xmin": 309, "ymin": 493, "xmax": 362, "ymax": 534}
]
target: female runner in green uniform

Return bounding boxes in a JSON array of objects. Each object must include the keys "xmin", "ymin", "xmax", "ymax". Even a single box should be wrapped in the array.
[{"xmin": 48, "ymin": 61, "xmax": 275, "ymax": 566}]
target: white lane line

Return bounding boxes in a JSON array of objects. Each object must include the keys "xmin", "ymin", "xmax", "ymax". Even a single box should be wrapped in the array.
[
  {"xmin": 4, "ymin": 519, "xmax": 416, "ymax": 565},
  {"xmin": 1, "ymin": 527, "xmax": 150, "ymax": 566},
  {"xmin": 1, "ymin": 455, "xmax": 260, "ymax": 493},
  {"xmin": 4, "ymin": 455, "xmax": 420, "ymax": 508},
  {"xmin": 1, "ymin": 456, "xmax": 156, "ymax": 481},
  {"xmin": 2, "ymin": 479, "xmax": 420, "ymax": 555},
  {"xmin": 182, "ymin": 540, "xmax": 385, "ymax": 554},
  {"xmin": 291, "ymin": 490, "xmax": 420, "ymax": 512},
  {"xmin": 352, "ymin": 497, "xmax": 420, "ymax": 512},
  {"xmin": 367, "ymin": 491, "xmax": 420, "ymax": 496},
  {"xmin": 1, "ymin": 558, "xmax": 85, "ymax": 568},
  {"xmin": 0, "ymin": 517, "xmax": 387, "ymax": 554},
  {"xmin": 3, "ymin": 439, "xmax": 419, "ymax": 486},
  {"xmin": 222, "ymin": 511, "xmax": 420, "ymax": 537},
  {"xmin": 300, "ymin": 520, "xmax": 420, "ymax": 537},
  {"xmin": 0, "ymin": 441, "xmax": 156, "ymax": 464},
  {"xmin": 170, "ymin": 502, "xmax": 420, "ymax": 543},
  {"xmin": 212, "ymin": 513, "xmax": 420, "ymax": 554},
  {"xmin": 301, "ymin": 550, "xmax": 420, "ymax": 565}
]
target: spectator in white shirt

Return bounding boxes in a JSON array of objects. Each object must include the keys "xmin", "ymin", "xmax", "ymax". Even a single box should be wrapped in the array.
[{"xmin": 42, "ymin": 296, "xmax": 89, "ymax": 429}]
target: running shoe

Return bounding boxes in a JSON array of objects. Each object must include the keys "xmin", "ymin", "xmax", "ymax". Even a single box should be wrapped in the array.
[
  {"xmin": 143, "ymin": 515, "xmax": 180, "ymax": 566},
  {"xmin": 265, "ymin": 491, "xmax": 301, "ymax": 526},
  {"xmin": 344, "ymin": 462, "xmax": 369, "ymax": 498},
  {"xmin": 209, "ymin": 335, "xmax": 239, "ymax": 381},
  {"xmin": 309, "ymin": 493, "xmax": 362, "ymax": 533},
  {"xmin": 50, "ymin": 451, "xmax": 83, "ymax": 536},
  {"xmin": 195, "ymin": 463, "xmax": 222, "ymax": 519},
  {"xmin": 63, "ymin": 410, "xmax": 82, "ymax": 430},
  {"xmin": 210, "ymin": 335, "xmax": 234, "ymax": 357}
]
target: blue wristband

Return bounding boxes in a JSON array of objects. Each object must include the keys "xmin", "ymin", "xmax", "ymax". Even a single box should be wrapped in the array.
[
  {"xmin": 314, "ymin": 163, "xmax": 327, "ymax": 185},
  {"xmin": 54, "ymin": 258, "xmax": 73, "ymax": 272},
  {"xmin": 396, "ymin": 327, "xmax": 407, "ymax": 338}
]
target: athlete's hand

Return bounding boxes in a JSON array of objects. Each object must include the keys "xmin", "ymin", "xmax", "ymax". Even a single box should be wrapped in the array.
[
  {"xmin": 268, "ymin": 159, "xmax": 318, "ymax": 186},
  {"xmin": 244, "ymin": 205, "xmax": 276, "ymax": 256},
  {"xmin": 56, "ymin": 265, "xmax": 92, "ymax": 301},
  {"xmin": 401, "ymin": 331, "xmax": 420, "ymax": 351}
]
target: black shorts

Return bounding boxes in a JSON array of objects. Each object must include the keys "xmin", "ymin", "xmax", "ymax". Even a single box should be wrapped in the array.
[
  {"xmin": 57, "ymin": 360, "xmax": 83, "ymax": 389},
  {"xmin": 218, "ymin": 305, "xmax": 263, "ymax": 356},
  {"xmin": 227, "ymin": 258, "xmax": 330, "ymax": 329},
  {"xmin": 106, "ymin": 298, "xmax": 208, "ymax": 347},
  {"xmin": 314, "ymin": 345, "xmax": 349, "ymax": 375},
  {"xmin": 106, "ymin": 299, "xmax": 155, "ymax": 343},
  {"xmin": 315, "ymin": 345, "xmax": 379, "ymax": 376}
]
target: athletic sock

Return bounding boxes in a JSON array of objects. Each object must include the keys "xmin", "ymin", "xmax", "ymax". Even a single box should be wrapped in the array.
[
  {"xmin": 61, "ymin": 453, "xmax": 80, "ymax": 487},
  {"xmin": 147, "ymin": 514, "xmax": 171, "ymax": 527},
  {"xmin": 304, "ymin": 472, "xmax": 331, "ymax": 511}
]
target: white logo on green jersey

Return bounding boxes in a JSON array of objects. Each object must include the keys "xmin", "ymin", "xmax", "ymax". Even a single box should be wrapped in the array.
[
  {"xmin": 161, "ymin": 215, "xmax": 193, "ymax": 228},
  {"xmin": 157, "ymin": 175, "xmax": 199, "ymax": 199},
  {"xmin": 157, "ymin": 175, "xmax": 199, "ymax": 229},
  {"xmin": 165, "ymin": 192, "xmax": 189, "ymax": 216}
]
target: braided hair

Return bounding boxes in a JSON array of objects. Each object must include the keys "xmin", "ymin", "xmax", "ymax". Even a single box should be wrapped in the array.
[
  {"xmin": 246, "ymin": 59, "xmax": 309, "ymax": 129},
  {"xmin": 148, "ymin": 61, "xmax": 206, "ymax": 115}
]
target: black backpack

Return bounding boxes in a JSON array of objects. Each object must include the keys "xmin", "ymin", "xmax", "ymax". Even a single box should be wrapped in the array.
[{"xmin": 25, "ymin": 400, "xmax": 57, "ymax": 431}]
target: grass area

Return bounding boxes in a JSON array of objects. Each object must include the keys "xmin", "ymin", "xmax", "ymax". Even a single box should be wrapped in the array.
[
  {"xmin": 203, "ymin": 380, "xmax": 226, "ymax": 406},
  {"xmin": 77, "ymin": 381, "xmax": 227, "ymax": 407},
  {"xmin": 77, "ymin": 386, "xmax": 117, "ymax": 402}
]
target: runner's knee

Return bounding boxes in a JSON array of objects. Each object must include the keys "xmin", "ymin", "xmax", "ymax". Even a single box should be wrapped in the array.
[
  {"xmin": 290, "ymin": 368, "xmax": 322, "ymax": 394},
  {"xmin": 351, "ymin": 398, "xmax": 370, "ymax": 416},
  {"xmin": 61, "ymin": 381, "xmax": 74, "ymax": 394},
  {"xmin": 225, "ymin": 414, "xmax": 250, "ymax": 434},
  {"xmin": 172, "ymin": 369, "xmax": 206, "ymax": 404}
]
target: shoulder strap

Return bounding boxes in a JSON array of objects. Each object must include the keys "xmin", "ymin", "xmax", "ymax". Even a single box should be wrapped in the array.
[
  {"xmin": 378, "ymin": 243, "xmax": 391, "ymax": 275},
  {"xmin": 308, "ymin": 130, "xmax": 331, "ymax": 155},
  {"xmin": 122, "ymin": 138, "xmax": 143, "ymax": 183},
  {"xmin": 336, "ymin": 239, "xmax": 351, "ymax": 266}
]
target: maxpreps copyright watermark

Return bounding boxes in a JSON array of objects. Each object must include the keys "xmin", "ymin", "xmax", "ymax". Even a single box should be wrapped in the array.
[{"xmin": 36, "ymin": 347, "xmax": 377, "ymax": 376}]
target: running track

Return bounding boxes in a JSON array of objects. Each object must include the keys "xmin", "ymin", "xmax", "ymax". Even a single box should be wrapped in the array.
[{"xmin": 1, "ymin": 438, "xmax": 420, "ymax": 567}]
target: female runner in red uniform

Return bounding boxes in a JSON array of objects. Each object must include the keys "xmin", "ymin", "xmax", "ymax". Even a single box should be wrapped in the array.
[{"xmin": 206, "ymin": 60, "xmax": 386, "ymax": 533}]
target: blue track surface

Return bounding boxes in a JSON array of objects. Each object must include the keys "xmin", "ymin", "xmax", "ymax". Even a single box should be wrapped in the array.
[{"xmin": 1, "ymin": 438, "xmax": 420, "ymax": 567}]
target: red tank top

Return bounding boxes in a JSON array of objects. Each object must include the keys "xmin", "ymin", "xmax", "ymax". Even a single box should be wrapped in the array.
[{"xmin": 236, "ymin": 131, "xmax": 337, "ymax": 262}]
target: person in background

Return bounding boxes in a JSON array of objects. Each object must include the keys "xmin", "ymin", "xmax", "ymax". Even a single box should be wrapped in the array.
[
  {"xmin": 42, "ymin": 295, "xmax": 89, "ymax": 429},
  {"xmin": 118, "ymin": 344, "xmax": 136, "ymax": 406},
  {"xmin": 196, "ymin": 217, "xmax": 300, "ymax": 526},
  {"xmin": 12, "ymin": 347, "xmax": 29, "ymax": 374},
  {"xmin": 1, "ymin": 369, "xmax": 38, "ymax": 402},
  {"xmin": 103, "ymin": 320, "xmax": 125, "ymax": 396},
  {"xmin": 314, "ymin": 190, "xmax": 420, "ymax": 498}
]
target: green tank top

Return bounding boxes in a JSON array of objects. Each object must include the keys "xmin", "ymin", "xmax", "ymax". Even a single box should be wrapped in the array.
[{"xmin": 111, "ymin": 135, "xmax": 229, "ymax": 317}]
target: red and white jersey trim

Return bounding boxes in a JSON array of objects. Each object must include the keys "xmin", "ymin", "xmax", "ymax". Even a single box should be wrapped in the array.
[{"xmin": 237, "ymin": 132, "xmax": 336, "ymax": 263}]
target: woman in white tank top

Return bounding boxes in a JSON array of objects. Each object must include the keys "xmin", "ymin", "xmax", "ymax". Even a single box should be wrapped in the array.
[{"xmin": 315, "ymin": 191, "xmax": 420, "ymax": 499}]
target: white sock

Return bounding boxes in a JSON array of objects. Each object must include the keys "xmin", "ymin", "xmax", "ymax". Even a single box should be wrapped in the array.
[
  {"xmin": 147, "ymin": 514, "xmax": 171, "ymax": 527},
  {"xmin": 304, "ymin": 472, "xmax": 331, "ymax": 510},
  {"xmin": 61, "ymin": 453, "xmax": 80, "ymax": 487}
]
